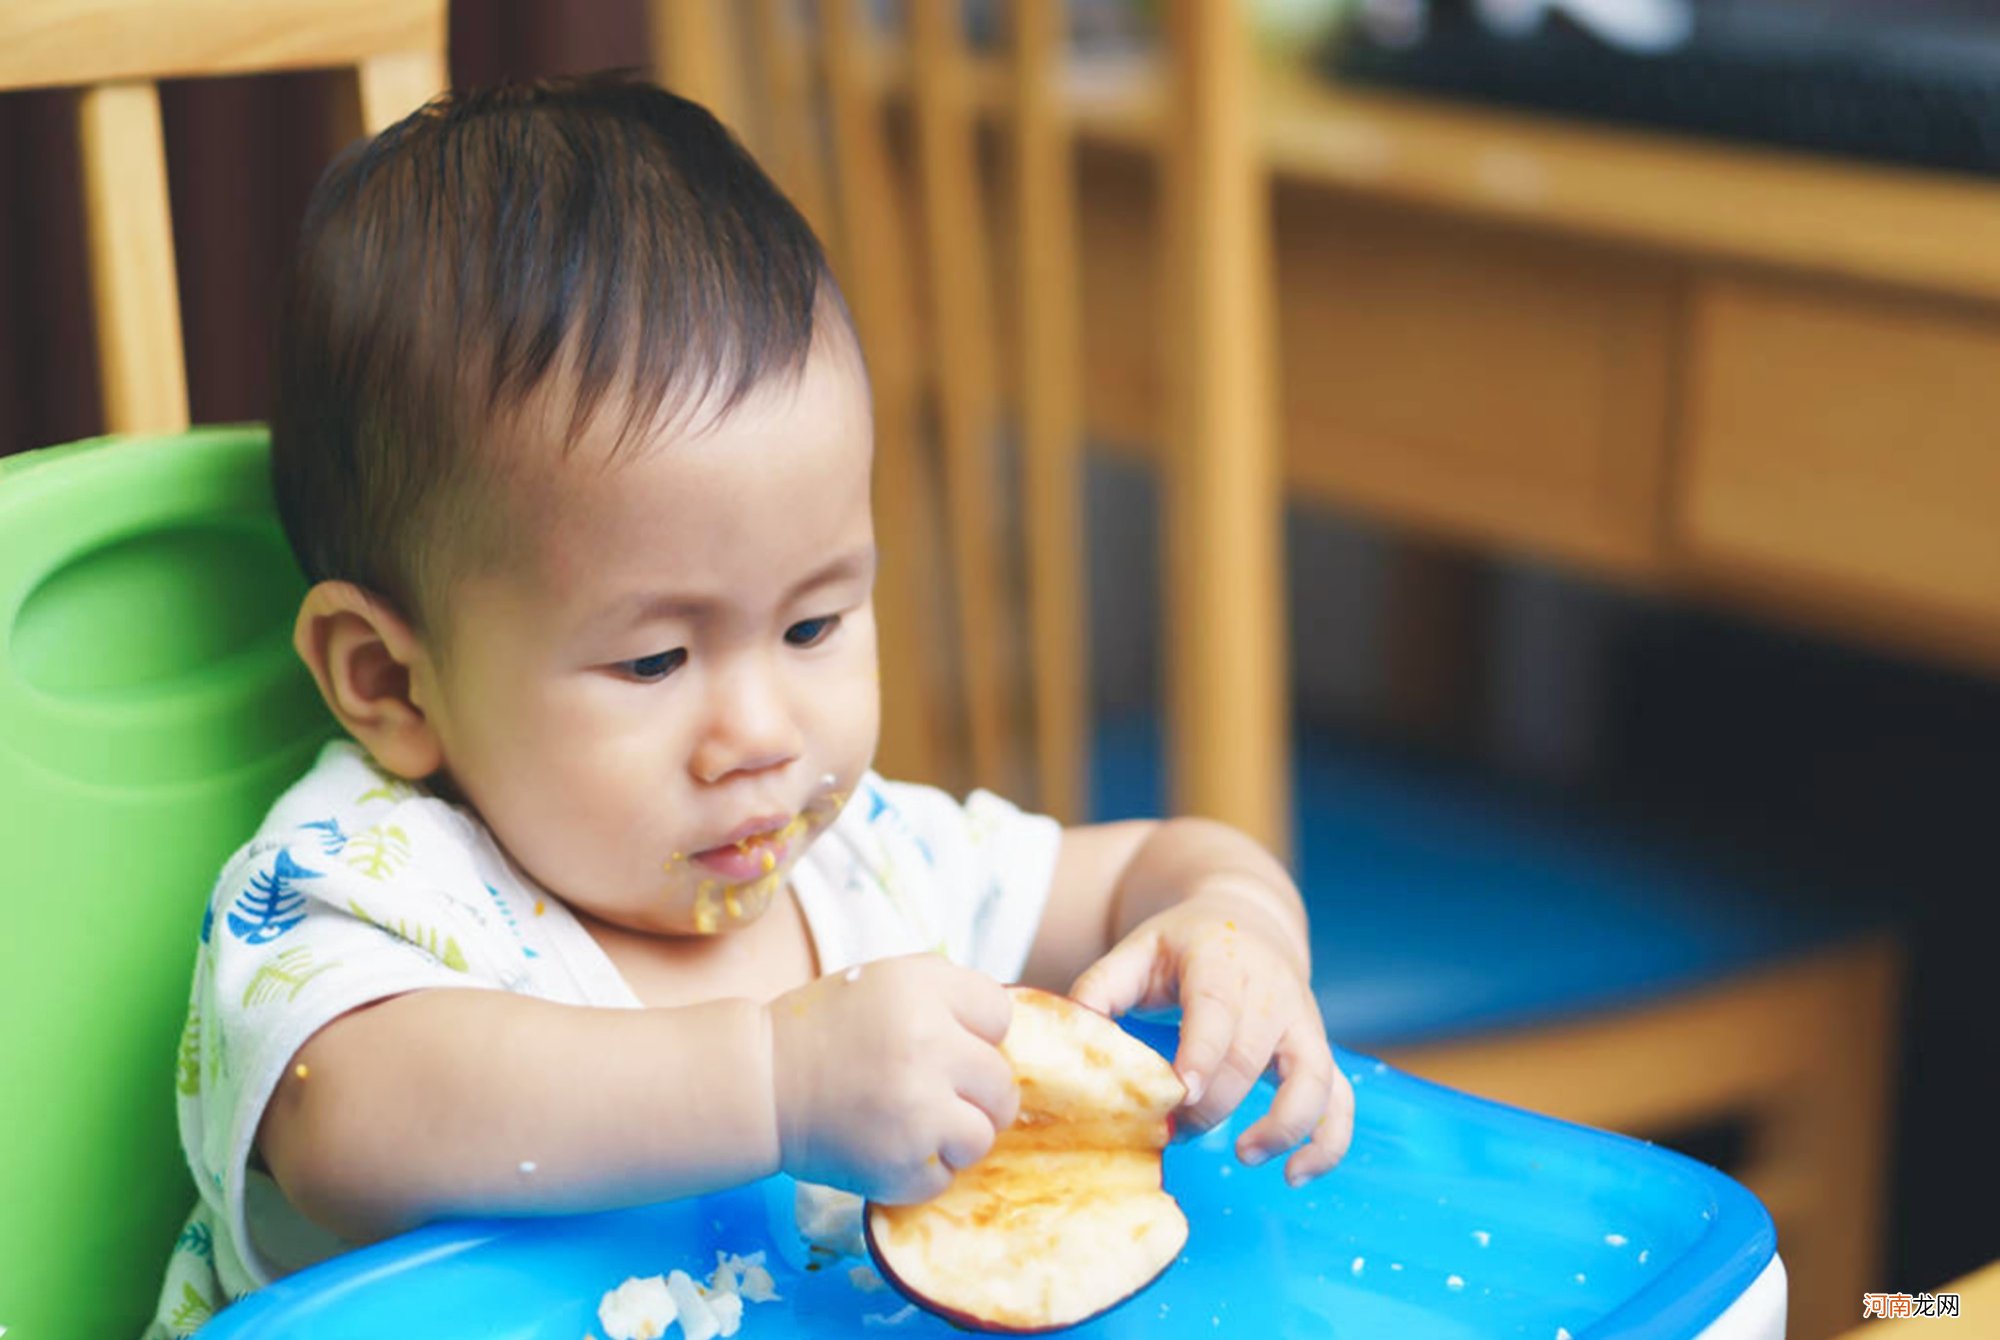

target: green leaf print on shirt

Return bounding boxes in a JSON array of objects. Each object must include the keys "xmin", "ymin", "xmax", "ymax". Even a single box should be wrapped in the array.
[
  {"xmin": 167, "ymin": 1280, "xmax": 216, "ymax": 1333},
  {"xmin": 347, "ymin": 898, "xmax": 470, "ymax": 972},
  {"xmin": 243, "ymin": 946, "xmax": 340, "ymax": 1006},
  {"xmin": 176, "ymin": 1009, "xmax": 202, "ymax": 1095},
  {"xmin": 355, "ymin": 756, "xmax": 418, "ymax": 807},
  {"xmin": 343, "ymin": 823, "xmax": 413, "ymax": 880}
]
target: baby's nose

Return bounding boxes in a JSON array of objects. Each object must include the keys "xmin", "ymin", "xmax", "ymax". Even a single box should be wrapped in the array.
[{"xmin": 692, "ymin": 676, "xmax": 802, "ymax": 783}]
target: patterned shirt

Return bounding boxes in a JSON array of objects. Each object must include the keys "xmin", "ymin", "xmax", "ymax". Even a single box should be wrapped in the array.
[{"xmin": 144, "ymin": 740, "xmax": 1060, "ymax": 1336}]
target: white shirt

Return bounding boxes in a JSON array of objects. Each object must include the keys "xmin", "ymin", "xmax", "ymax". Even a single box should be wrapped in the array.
[{"xmin": 144, "ymin": 740, "xmax": 1061, "ymax": 1337}]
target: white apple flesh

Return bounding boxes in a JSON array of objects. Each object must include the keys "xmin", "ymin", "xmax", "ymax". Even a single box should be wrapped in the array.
[{"xmin": 866, "ymin": 987, "xmax": 1188, "ymax": 1332}]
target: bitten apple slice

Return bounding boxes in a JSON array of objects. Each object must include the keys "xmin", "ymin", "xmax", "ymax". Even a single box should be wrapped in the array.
[{"xmin": 866, "ymin": 986, "xmax": 1188, "ymax": 1332}]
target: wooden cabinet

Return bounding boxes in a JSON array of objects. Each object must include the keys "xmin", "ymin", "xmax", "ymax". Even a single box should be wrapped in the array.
[
  {"xmin": 1054, "ymin": 82, "xmax": 2000, "ymax": 672},
  {"xmin": 1271, "ymin": 193, "xmax": 1676, "ymax": 578},
  {"xmin": 1680, "ymin": 279, "xmax": 2000, "ymax": 625},
  {"xmin": 946, "ymin": 58, "xmax": 2000, "ymax": 672}
]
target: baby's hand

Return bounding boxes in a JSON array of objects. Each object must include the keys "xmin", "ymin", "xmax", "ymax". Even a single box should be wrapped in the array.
[
  {"xmin": 766, "ymin": 954, "xmax": 1019, "ymax": 1204},
  {"xmin": 1071, "ymin": 890, "xmax": 1352, "ymax": 1186}
]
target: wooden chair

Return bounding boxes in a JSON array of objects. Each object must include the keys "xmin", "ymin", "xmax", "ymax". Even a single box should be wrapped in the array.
[
  {"xmin": 0, "ymin": 0, "xmax": 450, "ymax": 439},
  {"xmin": 661, "ymin": 5, "xmax": 1898, "ymax": 1335},
  {"xmin": 0, "ymin": 7, "xmax": 447, "ymax": 1335},
  {"xmin": 651, "ymin": 0, "xmax": 1093, "ymax": 819}
]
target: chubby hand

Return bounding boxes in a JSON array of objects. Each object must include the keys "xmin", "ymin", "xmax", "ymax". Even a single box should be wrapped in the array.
[
  {"xmin": 766, "ymin": 954, "xmax": 1020, "ymax": 1204},
  {"xmin": 1070, "ymin": 890, "xmax": 1352, "ymax": 1186}
]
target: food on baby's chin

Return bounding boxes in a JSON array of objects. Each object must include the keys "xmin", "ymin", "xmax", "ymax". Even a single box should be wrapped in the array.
[
  {"xmin": 866, "ymin": 987, "xmax": 1189, "ymax": 1334},
  {"xmin": 596, "ymin": 1252, "xmax": 779, "ymax": 1340}
]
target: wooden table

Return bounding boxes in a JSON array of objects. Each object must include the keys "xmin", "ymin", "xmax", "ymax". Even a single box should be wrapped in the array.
[
  {"xmin": 1053, "ymin": 61, "xmax": 2000, "ymax": 677},
  {"xmin": 866, "ymin": 34, "xmax": 2000, "ymax": 821}
]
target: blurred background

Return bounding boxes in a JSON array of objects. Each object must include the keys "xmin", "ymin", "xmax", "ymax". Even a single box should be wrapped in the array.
[{"xmin": 3, "ymin": 2, "xmax": 1996, "ymax": 1335}]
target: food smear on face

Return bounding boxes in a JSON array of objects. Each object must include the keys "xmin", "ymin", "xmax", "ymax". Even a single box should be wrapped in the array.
[{"xmin": 667, "ymin": 784, "xmax": 850, "ymax": 935}]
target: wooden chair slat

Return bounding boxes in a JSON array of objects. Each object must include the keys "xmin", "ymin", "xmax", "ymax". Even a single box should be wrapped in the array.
[
  {"xmin": 1159, "ymin": 0, "xmax": 1289, "ymax": 851},
  {"xmin": 77, "ymin": 80, "xmax": 189, "ymax": 436},
  {"xmin": 0, "ymin": 0, "xmax": 446, "ymax": 94},
  {"xmin": 1010, "ymin": 0, "xmax": 1088, "ymax": 821},
  {"xmin": 819, "ymin": 0, "xmax": 942, "ymax": 786},
  {"xmin": 748, "ymin": 0, "xmax": 837, "ymax": 257},
  {"xmin": 650, "ymin": 0, "xmax": 750, "ymax": 138},
  {"xmin": 910, "ymin": 0, "xmax": 1019, "ymax": 798},
  {"xmin": 357, "ymin": 49, "xmax": 450, "ymax": 136}
]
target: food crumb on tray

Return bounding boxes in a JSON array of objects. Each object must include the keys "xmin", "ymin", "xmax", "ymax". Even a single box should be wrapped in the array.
[{"xmin": 596, "ymin": 1252, "xmax": 779, "ymax": 1340}]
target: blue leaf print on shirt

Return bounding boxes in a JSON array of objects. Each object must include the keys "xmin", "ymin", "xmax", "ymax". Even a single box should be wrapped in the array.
[
  {"xmin": 227, "ymin": 849, "xmax": 320, "ymax": 944},
  {"xmin": 300, "ymin": 817, "xmax": 347, "ymax": 855},
  {"xmin": 199, "ymin": 903, "xmax": 214, "ymax": 944},
  {"xmin": 482, "ymin": 883, "xmax": 540, "ymax": 959},
  {"xmin": 864, "ymin": 783, "xmax": 934, "ymax": 865},
  {"xmin": 176, "ymin": 1218, "xmax": 215, "ymax": 1260}
]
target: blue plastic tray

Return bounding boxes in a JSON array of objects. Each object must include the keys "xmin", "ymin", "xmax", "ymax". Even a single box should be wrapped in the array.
[{"xmin": 202, "ymin": 1021, "xmax": 1773, "ymax": 1339}]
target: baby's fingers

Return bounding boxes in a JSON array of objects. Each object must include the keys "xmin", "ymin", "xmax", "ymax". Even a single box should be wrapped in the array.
[
  {"xmin": 1169, "ymin": 951, "xmax": 1246, "ymax": 1113},
  {"xmin": 1069, "ymin": 933, "xmax": 1159, "ymax": 1019},
  {"xmin": 953, "ymin": 1033, "xmax": 1021, "ymax": 1132},
  {"xmin": 1236, "ymin": 1021, "xmax": 1334, "ymax": 1167},
  {"xmin": 1283, "ymin": 1064, "xmax": 1355, "ymax": 1187}
]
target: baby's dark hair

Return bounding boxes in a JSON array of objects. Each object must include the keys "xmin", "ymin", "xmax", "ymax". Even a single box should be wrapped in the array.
[{"xmin": 271, "ymin": 72, "xmax": 845, "ymax": 634}]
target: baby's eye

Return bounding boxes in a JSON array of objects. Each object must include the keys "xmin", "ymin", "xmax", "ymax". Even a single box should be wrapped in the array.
[
  {"xmin": 785, "ymin": 616, "xmax": 840, "ymax": 648},
  {"xmin": 619, "ymin": 649, "xmax": 687, "ymax": 683}
]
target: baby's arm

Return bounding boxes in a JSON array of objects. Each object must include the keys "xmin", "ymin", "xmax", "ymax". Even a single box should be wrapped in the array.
[
  {"xmin": 262, "ymin": 954, "xmax": 1017, "ymax": 1243},
  {"xmin": 1023, "ymin": 817, "xmax": 1350, "ymax": 1185},
  {"xmin": 260, "ymin": 990, "xmax": 777, "ymax": 1242}
]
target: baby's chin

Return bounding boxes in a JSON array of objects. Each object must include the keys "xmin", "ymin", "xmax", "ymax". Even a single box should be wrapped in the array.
[
  {"xmin": 565, "ymin": 898, "xmax": 748, "ymax": 940},
  {"xmin": 683, "ymin": 868, "xmax": 791, "ymax": 935},
  {"xmin": 565, "ymin": 870, "xmax": 792, "ymax": 938}
]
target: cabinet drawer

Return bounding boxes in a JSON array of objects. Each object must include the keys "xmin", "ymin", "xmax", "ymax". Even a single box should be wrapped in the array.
[
  {"xmin": 1273, "ymin": 195, "xmax": 1676, "ymax": 576},
  {"xmin": 1680, "ymin": 279, "xmax": 2000, "ymax": 621}
]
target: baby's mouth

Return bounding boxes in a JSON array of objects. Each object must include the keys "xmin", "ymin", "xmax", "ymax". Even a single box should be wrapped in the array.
[
  {"xmin": 674, "ymin": 784, "xmax": 849, "ymax": 933},
  {"xmin": 689, "ymin": 822, "xmax": 798, "ymax": 883}
]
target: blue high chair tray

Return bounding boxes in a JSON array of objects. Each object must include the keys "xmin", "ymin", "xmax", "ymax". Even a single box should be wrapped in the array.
[{"xmin": 201, "ymin": 1022, "xmax": 1777, "ymax": 1340}]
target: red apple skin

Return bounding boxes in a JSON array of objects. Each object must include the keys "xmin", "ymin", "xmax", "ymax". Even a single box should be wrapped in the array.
[
  {"xmin": 861, "ymin": 987, "xmax": 1189, "ymax": 1333},
  {"xmin": 864, "ymin": 1209, "xmax": 1184, "ymax": 1334}
]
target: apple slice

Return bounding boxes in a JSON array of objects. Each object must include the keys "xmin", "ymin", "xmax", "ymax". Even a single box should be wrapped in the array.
[{"xmin": 866, "ymin": 986, "xmax": 1188, "ymax": 1332}]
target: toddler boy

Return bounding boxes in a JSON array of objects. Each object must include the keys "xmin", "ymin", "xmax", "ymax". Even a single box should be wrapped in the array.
[{"xmin": 147, "ymin": 74, "xmax": 1349, "ymax": 1336}]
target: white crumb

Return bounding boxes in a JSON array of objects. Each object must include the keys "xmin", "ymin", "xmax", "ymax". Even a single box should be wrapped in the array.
[
  {"xmin": 598, "ymin": 1275, "xmax": 676, "ymax": 1340},
  {"xmin": 850, "ymin": 1265, "xmax": 886, "ymax": 1293},
  {"xmin": 795, "ymin": 1182, "xmax": 868, "ymax": 1260},
  {"xmin": 862, "ymin": 1305, "xmax": 918, "ymax": 1327},
  {"xmin": 597, "ymin": 1247, "xmax": 781, "ymax": 1340},
  {"xmin": 666, "ymin": 1270, "xmax": 717, "ymax": 1340},
  {"xmin": 738, "ymin": 1264, "xmax": 779, "ymax": 1304}
]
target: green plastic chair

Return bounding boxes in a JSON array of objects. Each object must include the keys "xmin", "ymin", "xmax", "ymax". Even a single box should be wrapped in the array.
[{"xmin": 0, "ymin": 428, "xmax": 334, "ymax": 1339}]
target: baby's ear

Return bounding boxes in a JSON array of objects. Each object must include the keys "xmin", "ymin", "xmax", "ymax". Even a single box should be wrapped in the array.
[{"xmin": 293, "ymin": 581, "xmax": 443, "ymax": 780}]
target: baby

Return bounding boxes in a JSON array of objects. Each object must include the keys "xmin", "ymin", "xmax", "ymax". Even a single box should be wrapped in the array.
[{"xmin": 146, "ymin": 74, "xmax": 1351, "ymax": 1336}]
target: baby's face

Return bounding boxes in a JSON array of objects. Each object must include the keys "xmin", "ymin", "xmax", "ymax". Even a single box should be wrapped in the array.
[{"xmin": 417, "ymin": 333, "xmax": 881, "ymax": 935}]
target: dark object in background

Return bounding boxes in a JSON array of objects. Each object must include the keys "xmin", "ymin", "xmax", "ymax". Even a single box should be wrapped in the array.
[{"xmin": 1325, "ymin": 0, "xmax": 2000, "ymax": 177}]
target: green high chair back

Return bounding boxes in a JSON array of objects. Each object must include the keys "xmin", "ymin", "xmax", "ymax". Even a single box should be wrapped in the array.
[{"xmin": 0, "ymin": 428, "xmax": 334, "ymax": 1339}]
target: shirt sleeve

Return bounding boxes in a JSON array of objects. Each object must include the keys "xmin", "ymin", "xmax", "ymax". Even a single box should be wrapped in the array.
[
  {"xmin": 859, "ymin": 775, "xmax": 1064, "ymax": 983},
  {"xmin": 177, "ymin": 795, "xmax": 528, "ymax": 1285}
]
